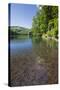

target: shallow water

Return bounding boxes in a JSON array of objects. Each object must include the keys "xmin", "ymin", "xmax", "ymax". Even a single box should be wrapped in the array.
[{"xmin": 10, "ymin": 37, "xmax": 58, "ymax": 86}]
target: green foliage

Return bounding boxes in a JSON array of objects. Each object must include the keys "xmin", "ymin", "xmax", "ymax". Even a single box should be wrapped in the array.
[
  {"xmin": 48, "ymin": 19, "xmax": 54, "ymax": 30},
  {"xmin": 47, "ymin": 31, "xmax": 53, "ymax": 37},
  {"xmin": 40, "ymin": 24, "xmax": 47, "ymax": 33},
  {"xmin": 32, "ymin": 5, "xmax": 58, "ymax": 39},
  {"xmin": 52, "ymin": 6, "xmax": 58, "ymax": 18},
  {"xmin": 47, "ymin": 28, "xmax": 58, "ymax": 38},
  {"xmin": 48, "ymin": 18, "xmax": 58, "ymax": 38}
]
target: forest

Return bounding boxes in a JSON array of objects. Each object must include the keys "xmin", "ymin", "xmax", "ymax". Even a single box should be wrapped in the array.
[{"xmin": 32, "ymin": 5, "xmax": 58, "ymax": 39}]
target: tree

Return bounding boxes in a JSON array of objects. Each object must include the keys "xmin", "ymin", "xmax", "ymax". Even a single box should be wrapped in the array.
[{"xmin": 32, "ymin": 5, "xmax": 58, "ymax": 38}]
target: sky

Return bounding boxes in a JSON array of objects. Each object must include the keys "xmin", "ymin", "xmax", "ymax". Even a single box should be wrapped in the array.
[{"xmin": 9, "ymin": 3, "xmax": 38, "ymax": 28}]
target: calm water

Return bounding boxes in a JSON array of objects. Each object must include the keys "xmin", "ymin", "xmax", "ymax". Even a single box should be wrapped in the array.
[{"xmin": 10, "ymin": 37, "xmax": 58, "ymax": 86}]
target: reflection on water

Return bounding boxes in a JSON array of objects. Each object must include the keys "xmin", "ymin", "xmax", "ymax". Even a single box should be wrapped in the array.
[
  {"xmin": 10, "ymin": 39, "xmax": 32, "ymax": 54},
  {"xmin": 10, "ymin": 36, "xmax": 58, "ymax": 86}
]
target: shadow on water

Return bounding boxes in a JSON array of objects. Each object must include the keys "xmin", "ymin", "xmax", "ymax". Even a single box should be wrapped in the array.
[{"xmin": 10, "ymin": 35, "xmax": 58, "ymax": 86}]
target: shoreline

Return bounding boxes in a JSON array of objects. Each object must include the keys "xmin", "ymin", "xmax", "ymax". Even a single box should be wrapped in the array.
[{"xmin": 42, "ymin": 35, "xmax": 58, "ymax": 42}]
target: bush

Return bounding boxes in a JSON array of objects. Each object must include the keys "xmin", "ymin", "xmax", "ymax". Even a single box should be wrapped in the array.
[
  {"xmin": 48, "ymin": 19, "xmax": 54, "ymax": 31},
  {"xmin": 47, "ymin": 31, "xmax": 53, "ymax": 37},
  {"xmin": 47, "ymin": 18, "xmax": 58, "ymax": 38}
]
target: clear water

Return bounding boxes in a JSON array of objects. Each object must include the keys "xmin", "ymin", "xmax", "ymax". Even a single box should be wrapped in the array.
[{"xmin": 10, "ymin": 37, "xmax": 58, "ymax": 86}]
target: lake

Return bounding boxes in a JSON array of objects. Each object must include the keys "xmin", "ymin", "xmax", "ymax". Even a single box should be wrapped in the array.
[{"xmin": 10, "ymin": 36, "xmax": 58, "ymax": 86}]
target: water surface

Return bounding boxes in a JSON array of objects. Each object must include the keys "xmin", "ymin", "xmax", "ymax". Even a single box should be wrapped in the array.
[{"xmin": 10, "ymin": 37, "xmax": 58, "ymax": 86}]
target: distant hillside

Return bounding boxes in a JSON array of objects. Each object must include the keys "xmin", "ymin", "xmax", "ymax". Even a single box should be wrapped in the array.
[
  {"xmin": 9, "ymin": 26, "xmax": 29, "ymax": 31},
  {"xmin": 8, "ymin": 26, "xmax": 32, "ymax": 35}
]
